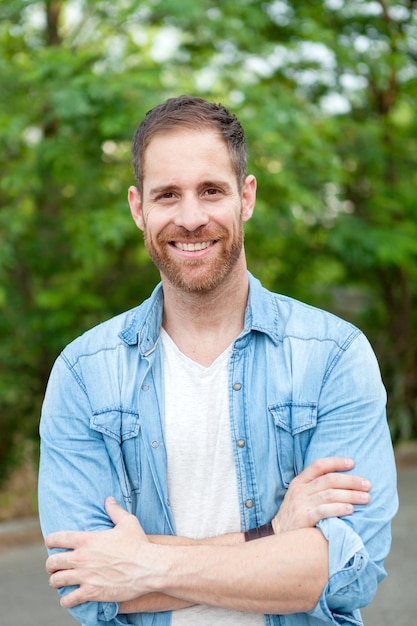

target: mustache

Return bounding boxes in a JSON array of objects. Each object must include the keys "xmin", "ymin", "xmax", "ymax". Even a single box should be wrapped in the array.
[{"xmin": 156, "ymin": 225, "xmax": 228, "ymax": 242}]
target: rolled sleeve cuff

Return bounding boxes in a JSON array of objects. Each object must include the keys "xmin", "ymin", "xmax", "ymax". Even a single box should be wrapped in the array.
[
  {"xmin": 307, "ymin": 518, "xmax": 375, "ymax": 625},
  {"xmin": 101, "ymin": 602, "xmax": 120, "ymax": 622},
  {"xmin": 67, "ymin": 601, "xmax": 121, "ymax": 625}
]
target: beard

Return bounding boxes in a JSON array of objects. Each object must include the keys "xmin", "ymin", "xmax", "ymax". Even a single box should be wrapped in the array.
[{"xmin": 143, "ymin": 221, "xmax": 244, "ymax": 294}]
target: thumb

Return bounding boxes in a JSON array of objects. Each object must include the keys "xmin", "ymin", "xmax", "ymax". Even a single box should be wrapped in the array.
[{"xmin": 105, "ymin": 496, "xmax": 130, "ymax": 525}]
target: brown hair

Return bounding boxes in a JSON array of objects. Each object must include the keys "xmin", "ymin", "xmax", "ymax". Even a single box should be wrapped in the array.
[{"xmin": 132, "ymin": 95, "xmax": 247, "ymax": 192}]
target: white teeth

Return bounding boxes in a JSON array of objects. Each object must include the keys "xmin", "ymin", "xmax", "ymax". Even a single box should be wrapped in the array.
[{"xmin": 174, "ymin": 242, "xmax": 211, "ymax": 251}]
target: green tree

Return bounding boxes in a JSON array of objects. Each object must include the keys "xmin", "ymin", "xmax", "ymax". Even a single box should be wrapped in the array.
[
  {"xmin": 1, "ymin": 0, "xmax": 416, "ymax": 482},
  {"xmin": 159, "ymin": 0, "xmax": 417, "ymax": 439},
  {"xmin": 0, "ymin": 0, "xmax": 165, "ymax": 478}
]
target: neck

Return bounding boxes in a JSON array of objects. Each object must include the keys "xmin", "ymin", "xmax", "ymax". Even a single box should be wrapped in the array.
[{"xmin": 161, "ymin": 265, "xmax": 249, "ymax": 366}]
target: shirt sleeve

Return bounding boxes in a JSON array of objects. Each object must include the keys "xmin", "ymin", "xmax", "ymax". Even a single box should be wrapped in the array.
[
  {"xmin": 304, "ymin": 332, "xmax": 398, "ymax": 624},
  {"xmin": 38, "ymin": 353, "xmax": 125, "ymax": 625}
]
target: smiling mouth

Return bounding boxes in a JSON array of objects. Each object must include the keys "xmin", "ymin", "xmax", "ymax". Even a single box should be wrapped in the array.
[{"xmin": 172, "ymin": 241, "xmax": 214, "ymax": 251}]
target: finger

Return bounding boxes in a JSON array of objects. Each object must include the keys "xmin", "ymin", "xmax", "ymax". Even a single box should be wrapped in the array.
[
  {"xmin": 299, "ymin": 458, "xmax": 355, "ymax": 484},
  {"xmin": 60, "ymin": 588, "xmax": 88, "ymax": 609},
  {"xmin": 302, "ymin": 489, "xmax": 372, "ymax": 528},
  {"xmin": 316, "ymin": 487, "xmax": 372, "ymax": 507},
  {"xmin": 46, "ymin": 551, "xmax": 75, "ymax": 575},
  {"xmin": 49, "ymin": 570, "xmax": 80, "ymax": 590},
  {"xmin": 311, "ymin": 487, "xmax": 372, "ymax": 523},
  {"xmin": 104, "ymin": 496, "xmax": 131, "ymax": 525},
  {"xmin": 316, "ymin": 473, "xmax": 372, "ymax": 494},
  {"xmin": 45, "ymin": 530, "xmax": 84, "ymax": 551},
  {"xmin": 311, "ymin": 502, "xmax": 356, "ymax": 525}
]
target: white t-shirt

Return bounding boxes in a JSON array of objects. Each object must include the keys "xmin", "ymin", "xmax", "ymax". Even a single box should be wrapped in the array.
[{"xmin": 161, "ymin": 329, "xmax": 264, "ymax": 625}]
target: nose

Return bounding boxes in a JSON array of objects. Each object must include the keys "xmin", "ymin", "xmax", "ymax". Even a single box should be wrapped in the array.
[{"xmin": 173, "ymin": 194, "xmax": 210, "ymax": 231}]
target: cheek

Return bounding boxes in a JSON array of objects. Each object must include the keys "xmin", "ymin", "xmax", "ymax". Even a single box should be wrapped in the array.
[
  {"xmin": 142, "ymin": 204, "xmax": 155, "ymax": 224},
  {"xmin": 142, "ymin": 206, "xmax": 164, "ymax": 231}
]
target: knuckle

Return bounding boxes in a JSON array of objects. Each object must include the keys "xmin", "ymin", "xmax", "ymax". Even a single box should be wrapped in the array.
[
  {"xmin": 319, "ymin": 488, "xmax": 336, "ymax": 504},
  {"xmin": 84, "ymin": 584, "xmax": 95, "ymax": 600},
  {"xmin": 288, "ymin": 483, "xmax": 305, "ymax": 501},
  {"xmin": 311, "ymin": 458, "xmax": 327, "ymax": 473},
  {"xmin": 311, "ymin": 458, "xmax": 324, "ymax": 470},
  {"xmin": 321, "ymin": 473, "xmax": 335, "ymax": 488}
]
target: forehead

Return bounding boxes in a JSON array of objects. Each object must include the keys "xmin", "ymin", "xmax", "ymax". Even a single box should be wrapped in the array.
[{"xmin": 142, "ymin": 129, "xmax": 235, "ymax": 181}]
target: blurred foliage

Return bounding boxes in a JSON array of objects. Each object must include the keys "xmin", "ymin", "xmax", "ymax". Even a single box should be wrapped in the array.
[{"xmin": 0, "ymin": 0, "xmax": 416, "ymax": 482}]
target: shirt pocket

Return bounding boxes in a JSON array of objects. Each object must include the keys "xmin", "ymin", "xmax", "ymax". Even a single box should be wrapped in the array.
[
  {"xmin": 269, "ymin": 402, "xmax": 317, "ymax": 487},
  {"xmin": 90, "ymin": 410, "xmax": 142, "ymax": 496}
]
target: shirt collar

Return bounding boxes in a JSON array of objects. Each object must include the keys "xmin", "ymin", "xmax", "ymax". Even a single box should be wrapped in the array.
[
  {"xmin": 243, "ymin": 272, "xmax": 281, "ymax": 345},
  {"xmin": 119, "ymin": 272, "xmax": 281, "ymax": 352}
]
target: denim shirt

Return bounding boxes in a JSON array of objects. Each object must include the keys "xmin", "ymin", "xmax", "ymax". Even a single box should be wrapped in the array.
[{"xmin": 39, "ymin": 273, "xmax": 398, "ymax": 626}]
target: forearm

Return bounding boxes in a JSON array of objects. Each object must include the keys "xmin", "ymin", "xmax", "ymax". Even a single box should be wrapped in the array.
[
  {"xmin": 120, "ymin": 593, "xmax": 193, "ymax": 614},
  {"xmin": 120, "ymin": 531, "xmax": 245, "ymax": 614},
  {"xmin": 141, "ymin": 528, "xmax": 328, "ymax": 614},
  {"xmin": 148, "ymin": 531, "xmax": 244, "ymax": 546}
]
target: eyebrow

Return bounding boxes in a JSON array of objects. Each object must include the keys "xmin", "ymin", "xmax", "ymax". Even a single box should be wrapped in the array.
[
  {"xmin": 148, "ymin": 184, "xmax": 180, "ymax": 198},
  {"xmin": 202, "ymin": 180, "xmax": 234, "ymax": 193},
  {"xmin": 148, "ymin": 180, "xmax": 235, "ymax": 198}
]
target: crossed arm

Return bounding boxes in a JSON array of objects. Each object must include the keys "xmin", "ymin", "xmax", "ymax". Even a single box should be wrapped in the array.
[{"xmin": 45, "ymin": 457, "xmax": 372, "ymax": 616}]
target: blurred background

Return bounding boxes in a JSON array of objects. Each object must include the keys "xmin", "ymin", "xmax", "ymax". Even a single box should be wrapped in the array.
[{"xmin": 1, "ymin": 0, "xmax": 416, "ymax": 517}]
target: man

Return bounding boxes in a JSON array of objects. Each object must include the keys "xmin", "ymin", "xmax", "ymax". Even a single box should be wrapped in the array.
[{"xmin": 39, "ymin": 95, "xmax": 398, "ymax": 626}]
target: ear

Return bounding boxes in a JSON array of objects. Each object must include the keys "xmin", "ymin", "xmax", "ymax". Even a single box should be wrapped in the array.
[
  {"xmin": 241, "ymin": 175, "xmax": 257, "ymax": 223},
  {"xmin": 128, "ymin": 185, "xmax": 144, "ymax": 231}
]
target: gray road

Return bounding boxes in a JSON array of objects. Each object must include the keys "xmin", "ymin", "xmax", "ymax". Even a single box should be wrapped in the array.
[
  {"xmin": 0, "ymin": 468, "xmax": 415, "ymax": 626},
  {"xmin": 0, "ymin": 541, "xmax": 75, "ymax": 625}
]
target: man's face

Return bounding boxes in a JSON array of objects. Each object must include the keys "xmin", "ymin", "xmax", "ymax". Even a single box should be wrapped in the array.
[{"xmin": 129, "ymin": 129, "xmax": 255, "ymax": 294}]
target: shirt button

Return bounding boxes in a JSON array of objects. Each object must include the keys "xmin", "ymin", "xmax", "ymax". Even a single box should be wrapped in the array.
[
  {"xmin": 245, "ymin": 499, "xmax": 254, "ymax": 509},
  {"xmin": 233, "ymin": 382, "xmax": 242, "ymax": 391},
  {"xmin": 141, "ymin": 383, "xmax": 150, "ymax": 391},
  {"xmin": 236, "ymin": 439, "xmax": 246, "ymax": 448},
  {"xmin": 151, "ymin": 440, "xmax": 160, "ymax": 448}
]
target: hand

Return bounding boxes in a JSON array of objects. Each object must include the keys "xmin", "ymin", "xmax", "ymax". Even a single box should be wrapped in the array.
[
  {"xmin": 272, "ymin": 457, "xmax": 371, "ymax": 534},
  {"xmin": 46, "ymin": 497, "xmax": 152, "ymax": 608}
]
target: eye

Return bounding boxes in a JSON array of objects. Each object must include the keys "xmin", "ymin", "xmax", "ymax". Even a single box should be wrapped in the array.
[
  {"xmin": 203, "ymin": 188, "xmax": 221, "ymax": 197},
  {"xmin": 155, "ymin": 191, "xmax": 176, "ymax": 202}
]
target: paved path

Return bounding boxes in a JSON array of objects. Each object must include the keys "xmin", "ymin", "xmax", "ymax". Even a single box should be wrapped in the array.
[
  {"xmin": 0, "ymin": 468, "xmax": 415, "ymax": 625},
  {"xmin": 0, "ymin": 541, "xmax": 75, "ymax": 625}
]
